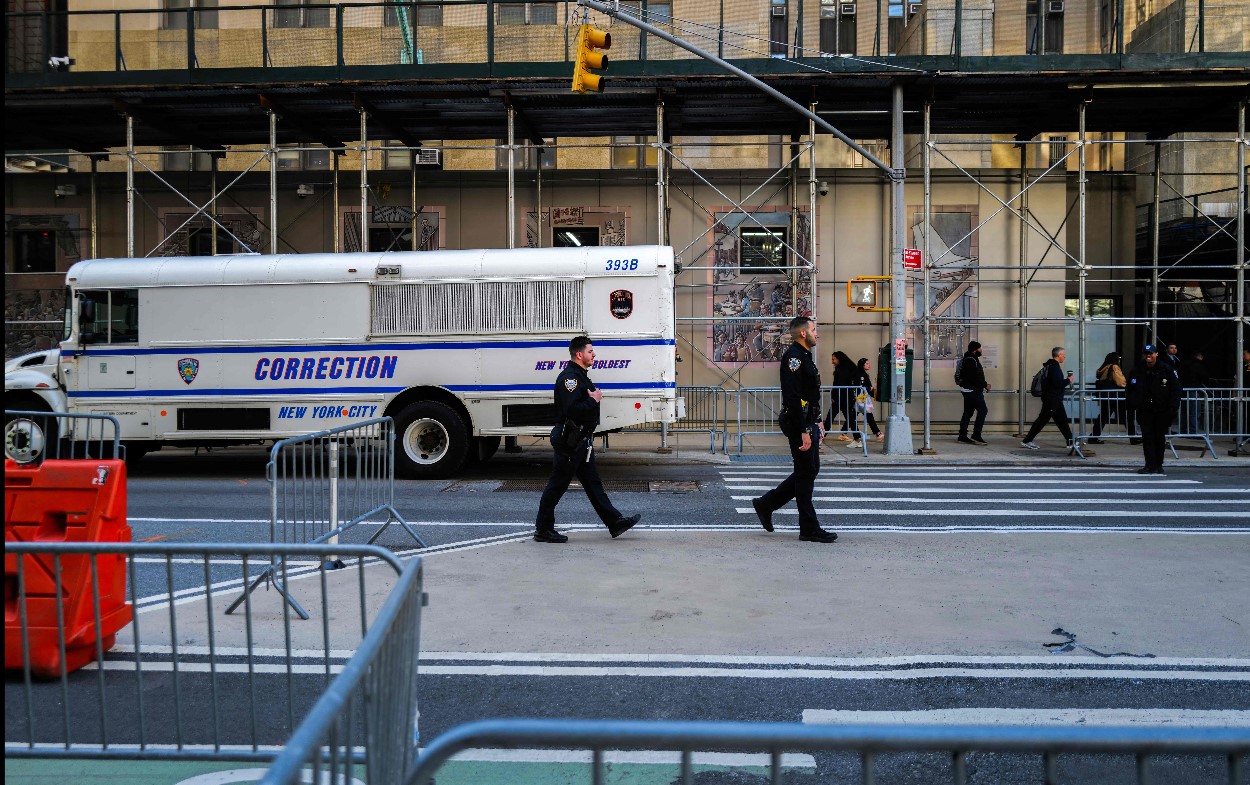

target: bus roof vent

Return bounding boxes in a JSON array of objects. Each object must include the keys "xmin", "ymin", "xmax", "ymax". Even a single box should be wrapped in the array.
[{"xmin": 370, "ymin": 279, "xmax": 583, "ymax": 336}]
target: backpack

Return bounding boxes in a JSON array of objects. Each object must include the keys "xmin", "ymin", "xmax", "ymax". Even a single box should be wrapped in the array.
[
  {"xmin": 1029, "ymin": 365, "xmax": 1047, "ymax": 398},
  {"xmin": 954, "ymin": 358, "xmax": 965, "ymax": 388}
]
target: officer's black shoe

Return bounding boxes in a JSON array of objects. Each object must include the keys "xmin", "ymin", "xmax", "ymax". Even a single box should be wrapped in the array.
[
  {"xmin": 799, "ymin": 529, "xmax": 838, "ymax": 543},
  {"xmin": 1135, "ymin": 466, "xmax": 1153, "ymax": 474},
  {"xmin": 956, "ymin": 436, "xmax": 976, "ymax": 445},
  {"xmin": 1152, "ymin": 468, "xmax": 1166, "ymax": 475},
  {"xmin": 609, "ymin": 514, "xmax": 641, "ymax": 539},
  {"xmin": 751, "ymin": 498, "xmax": 774, "ymax": 532},
  {"xmin": 534, "ymin": 528, "xmax": 569, "ymax": 543}
]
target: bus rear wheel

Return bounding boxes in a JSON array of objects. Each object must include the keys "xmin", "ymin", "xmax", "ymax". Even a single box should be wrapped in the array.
[{"xmin": 393, "ymin": 401, "xmax": 469, "ymax": 479}]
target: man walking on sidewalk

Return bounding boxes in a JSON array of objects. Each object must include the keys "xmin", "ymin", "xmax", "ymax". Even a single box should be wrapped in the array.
[
  {"xmin": 533, "ymin": 336, "xmax": 642, "ymax": 543},
  {"xmin": 751, "ymin": 316, "xmax": 838, "ymax": 543},
  {"xmin": 956, "ymin": 340, "xmax": 990, "ymax": 445},
  {"xmin": 1126, "ymin": 344, "xmax": 1182, "ymax": 475},
  {"xmin": 1021, "ymin": 347, "xmax": 1075, "ymax": 450}
]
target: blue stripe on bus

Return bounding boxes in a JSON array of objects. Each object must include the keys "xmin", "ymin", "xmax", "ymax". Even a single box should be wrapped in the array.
[
  {"xmin": 66, "ymin": 381, "xmax": 676, "ymax": 398},
  {"xmin": 77, "ymin": 338, "xmax": 675, "ymax": 357}
]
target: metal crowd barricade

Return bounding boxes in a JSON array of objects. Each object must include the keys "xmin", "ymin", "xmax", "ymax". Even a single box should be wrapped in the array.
[
  {"xmin": 734, "ymin": 386, "xmax": 868, "ymax": 457},
  {"xmin": 261, "ymin": 548, "xmax": 425, "ymax": 785},
  {"xmin": 1204, "ymin": 387, "xmax": 1250, "ymax": 448},
  {"xmin": 4, "ymin": 542, "xmax": 417, "ymax": 765},
  {"xmin": 1068, "ymin": 390, "xmax": 1217, "ymax": 460},
  {"xmin": 622, "ymin": 386, "xmax": 727, "ymax": 452},
  {"xmin": 226, "ymin": 417, "xmax": 425, "ymax": 621},
  {"xmin": 405, "ymin": 718, "xmax": 1250, "ymax": 785},
  {"xmin": 3, "ymin": 410, "xmax": 123, "ymax": 463}
]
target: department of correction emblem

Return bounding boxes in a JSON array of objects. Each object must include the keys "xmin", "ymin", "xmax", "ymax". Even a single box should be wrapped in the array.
[
  {"xmin": 610, "ymin": 289, "xmax": 634, "ymax": 320},
  {"xmin": 178, "ymin": 358, "xmax": 200, "ymax": 385},
  {"xmin": 788, "ymin": 358, "xmax": 802, "ymax": 372},
  {"xmin": 563, "ymin": 378, "xmax": 579, "ymax": 392}
]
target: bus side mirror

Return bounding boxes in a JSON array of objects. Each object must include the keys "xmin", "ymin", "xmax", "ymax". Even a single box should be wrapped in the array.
[{"xmin": 79, "ymin": 298, "xmax": 95, "ymax": 327}]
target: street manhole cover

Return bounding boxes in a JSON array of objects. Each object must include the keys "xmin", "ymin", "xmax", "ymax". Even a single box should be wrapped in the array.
[{"xmin": 649, "ymin": 481, "xmax": 701, "ymax": 493}]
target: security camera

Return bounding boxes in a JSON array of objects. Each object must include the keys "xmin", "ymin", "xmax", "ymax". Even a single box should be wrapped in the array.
[
  {"xmin": 818, "ymin": 181, "xmax": 829, "ymax": 197},
  {"xmin": 296, "ymin": 183, "xmax": 314, "ymax": 198}
]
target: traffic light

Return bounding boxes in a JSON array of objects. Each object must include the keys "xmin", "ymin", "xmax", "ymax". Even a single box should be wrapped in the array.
[
  {"xmin": 846, "ymin": 276, "xmax": 891, "ymax": 312},
  {"xmin": 572, "ymin": 23, "xmax": 611, "ymax": 94}
]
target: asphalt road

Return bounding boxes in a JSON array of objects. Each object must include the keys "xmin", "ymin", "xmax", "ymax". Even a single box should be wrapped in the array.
[{"xmin": 8, "ymin": 448, "xmax": 1250, "ymax": 784}]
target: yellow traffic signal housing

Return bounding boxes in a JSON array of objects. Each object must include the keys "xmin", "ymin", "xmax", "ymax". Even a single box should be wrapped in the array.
[
  {"xmin": 572, "ymin": 24, "xmax": 611, "ymax": 94},
  {"xmin": 847, "ymin": 276, "xmax": 892, "ymax": 312}
]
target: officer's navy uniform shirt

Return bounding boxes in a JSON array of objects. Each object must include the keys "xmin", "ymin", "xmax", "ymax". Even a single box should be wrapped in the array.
[{"xmin": 779, "ymin": 342, "xmax": 822, "ymax": 436}]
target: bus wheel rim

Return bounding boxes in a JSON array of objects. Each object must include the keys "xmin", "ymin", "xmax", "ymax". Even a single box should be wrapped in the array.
[
  {"xmin": 4, "ymin": 418, "xmax": 46, "ymax": 464},
  {"xmin": 403, "ymin": 418, "xmax": 449, "ymax": 465}
]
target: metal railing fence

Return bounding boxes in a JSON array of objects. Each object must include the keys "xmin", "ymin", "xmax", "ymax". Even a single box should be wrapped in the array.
[
  {"xmin": 227, "ymin": 417, "xmax": 424, "ymax": 621},
  {"xmin": 623, "ymin": 386, "xmax": 726, "ymax": 452},
  {"xmin": 4, "ymin": 542, "xmax": 413, "ymax": 764},
  {"xmin": 3, "ymin": 410, "xmax": 122, "ymax": 463},
  {"xmin": 405, "ymin": 717, "xmax": 1250, "ymax": 785},
  {"xmin": 261, "ymin": 547, "xmax": 425, "ymax": 785},
  {"xmin": 1066, "ymin": 389, "xmax": 1219, "ymax": 460},
  {"xmin": 734, "ymin": 385, "xmax": 869, "ymax": 457}
]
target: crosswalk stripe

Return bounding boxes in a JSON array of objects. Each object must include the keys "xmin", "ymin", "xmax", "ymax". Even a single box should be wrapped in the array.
[
  {"xmin": 802, "ymin": 708, "xmax": 1250, "ymax": 727},
  {"xmin": 720, "ymin": 471, "xmax": 1170, "ymax": 478},
  {"xmin": 725, "ymin": 478, "xmax": 1200, "ymax": 485},
  {"xmin": 729, "ymin": 496, "xmax": 1247, "ymax": 505},
  {"xmin": 736, "ymin": 507, "xmax": 1250, "ymax": 519},
  {"xmin": 722, "ymin": 486, "xmax": 1244, "ymax": 495}
]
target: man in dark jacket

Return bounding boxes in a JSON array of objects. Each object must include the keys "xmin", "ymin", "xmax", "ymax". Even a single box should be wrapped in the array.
[
  {"xmin": 956, "ymin": 340, "xmax": 990, "ymax": 445},
  {"xmin": 1126, "ymin": 344, "xmax": 1183, "ymax": 474},
  {"xmin": 751, "ymin": 316, "xmax": 837, "ymax": 543},
  {"xmin": 1021, "ymin": 346, "xmax": 1075, "ymax": 450},
  {"xmin": 533, "ymin": 336, "xmax": 641, "ymax": 543},
  {"xmin": 1179, "ymin": 350, "xmax": 1208, "ymax": 434}
]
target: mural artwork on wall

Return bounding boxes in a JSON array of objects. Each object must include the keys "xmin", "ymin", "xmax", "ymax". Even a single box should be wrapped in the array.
[
  {"xmin": 527, "ymin": 207, "xmax": 628, "ymax": 248},
  {"xmin": 707, "ymin": 209, "xmax": 813, "ymax": 368},
  {"xmin": 345, "ymin": 207, "xmax": 441, "ymax": 252},
  {"xmin": 908, "ymin": 206, "xmax": 980, "ymax": 366},
  {"xmin": 160, "ymin": 213, "xmax": 262, "ymax": 256}
]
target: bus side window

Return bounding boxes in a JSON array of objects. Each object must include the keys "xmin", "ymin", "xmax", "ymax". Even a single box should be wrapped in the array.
[
  {"xmin": 110, "ymin": 290, "xmax": 140, "ymax": 344},
  {"xmin": 78, "ymin": 290, "xmax": 108, "ymax": 345}
]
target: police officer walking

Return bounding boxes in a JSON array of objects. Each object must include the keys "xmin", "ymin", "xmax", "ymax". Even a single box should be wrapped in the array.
[
  {"xmin": 750, "ymin": 316, "xmax": 838, "ymax": 543},
  {"xmin": 534, "ymin": 336, "xmax": 642, "ymax": 543},
  {"xmin": 1126, "ymin": 343, "xmax": 1182, "ymax": 475}
]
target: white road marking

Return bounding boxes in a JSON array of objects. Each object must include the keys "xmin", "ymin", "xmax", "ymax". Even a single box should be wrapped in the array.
[
  {"xmin": 721, "ymin": 471, "xmax": 1183, "ymax": 478},
  {"xmin": 446, "ymin": 750, "xmax": 815, "ymax": 767},
  {"xmin": 731, "ymin": 495, "xmax": 1248, "ymax": 505},
  {"xmin": 725, "ymin": 487, "xmax": 1250, "ymax": 494},
  {"xmin": 727, "ymin": 478, "xmax": 1201, "ymax": 485},
  {"xmin": 736, "ymin": 507, "xmax": 1250, "ymax": 519},
  {"xmin": 130, "ymin": 517, "xmax": 534, "ymax": 527},
  {"xmin": 802, "ymin": 708, "xmax": 1250, "ymax": 727}
]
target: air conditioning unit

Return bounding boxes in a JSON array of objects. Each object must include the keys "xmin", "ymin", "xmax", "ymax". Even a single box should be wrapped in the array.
[
  {"xmin": 414, "ymin": 148, "xmax": 441, "ymax": 166},
  {"xmin": 907, "ymin": 3, "xmax": 923, "ymax": 17},
  {"xmin": 771, "ymin": 5, "xmax": 787, "ymax": 16},
  {"xmin": 1048, "ymin": 0, "xmax": 1065, "ymax": 11},
  {"xmin": 840, "ymin": 2, "xmax": 857, "ymax": 16}
]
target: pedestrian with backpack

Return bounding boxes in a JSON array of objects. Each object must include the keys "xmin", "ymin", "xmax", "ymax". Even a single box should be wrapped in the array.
[
  {"xmin": 1021, "ymin": 347, "xmax": 1075, "ymax": 450},
  {"xmin": 956, "ymin": 340, "xmax": 990, "ymax": 445}
]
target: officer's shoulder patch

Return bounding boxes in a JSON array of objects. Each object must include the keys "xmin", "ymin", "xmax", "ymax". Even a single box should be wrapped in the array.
[
  {"xmin": 563, "ymin": 377, "xmax": 579, "ymax": 392},
  {"xmin": 787, "ymin": 357, "xmax": 802, "ymax": 372}
]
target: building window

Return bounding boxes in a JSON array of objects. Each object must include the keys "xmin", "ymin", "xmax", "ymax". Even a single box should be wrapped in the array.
[
  {"xmin": 12, "ymin": 230, "xmax": 58, "ymax": 273},
  {"xmin": 819, "ymin": 0, "xmax": 857, "ymax": 56},
  {"xmin": 384, "ymin": 3, "xmax": 444, "ymax": 27},
  {"xmin": 187, "ymin": 226, "xmax": 235, "ymax": 256},
  {"xmin": 276, "ymin": 144, "xmax": 331, "ymax": 170},
  {"xmin": 739, "ymin": 227, "xmax": 789, "ymax": 273},
  {"xmin": 164, "ymin": 0, "xmax": 218, "ymax": 30},
  {"xmin": 769, "ymin": 0, "xmax": 788, "ymax": 56},
  {"xmin": 611, "ymin": 136, "xmax": 658, "ymax": 169},
  {"xmin": 887, "ymin": 1, "xmax": 905, "ymax": 54},
  {"xmin": 274, "ymin": 0, "xmax": 330, "ymax": 29},
  {"xmin": 164, "ymin": 146, "xmax": 215, "ymax": 172},
  {"xmin": 1026, "ymin": 0, "xmax": 1064, "ymax": 54},
  {"xmin": 496, "ymin": 3, "xmax": 556, "ymax": 25},
  {"xmin": 1047, "ymin": 135, "xmax": 1068, "ymax": 167},
  {"xmin": 553, "ymin": 227, "xmax": 600, "ymax": 247},
  {"xmin": 494, "ymin": 141, "xmax": 554, "ymax": 170},
  {"xmin": 383, "ymin": 141, "xmax": 412, "ymax": 170}
]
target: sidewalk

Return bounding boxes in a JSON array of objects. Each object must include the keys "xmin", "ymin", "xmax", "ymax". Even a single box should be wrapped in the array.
[{"xmin": 554, "ymin": 430, "xmax": 1248, "ymax": 468}]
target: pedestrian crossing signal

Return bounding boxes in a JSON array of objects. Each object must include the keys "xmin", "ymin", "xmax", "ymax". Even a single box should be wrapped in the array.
[
  {"xmin": 572, "ymin": 24, "xmax": 611, "ymax": 94},
  {"xmin": 846, "ymin": 276, "xmax": 891, "ymax": 312}
]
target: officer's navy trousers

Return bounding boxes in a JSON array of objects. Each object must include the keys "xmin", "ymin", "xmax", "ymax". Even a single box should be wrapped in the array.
[
  {"xmin": 535, "ymin": 440, "xmax": 622, "ymax": 530},
  {"xmin": 1137, "ymin": 413, "xmax": 1168, "ymax": 471},
  {"xmin": 756, "ymin": 430, "xmax": 822, "ymax": 533}
]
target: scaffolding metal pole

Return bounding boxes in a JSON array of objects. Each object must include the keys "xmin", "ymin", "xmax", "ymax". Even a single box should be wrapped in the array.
[
  {"xmin": 808, "ymin": 104, "xmax": 818, "ymax": 329},
  {"xmin": 886, "ymin": 83, "xmax": 914, "ymax": 455},
  {"xmin": 507, "ymin": 107, "xmax": 516, "ymax": 249},
  {"xmin": 1077, "ymin": 102, "xmax": 1089, "ymax": 438},
  {"xmin": 1152, "ymin": 143, "xmax": 1162, "ymax": 342},
  {"xmin": 360, "ymin": 109, "xmax": 369, "ymax": 253},
  {"xmin": 210, "ymin": 154, "xmax": 218, "ymax": 256},
  {"xmin": 89, "ymin": 156, "xmax": 98, "ymax": 259},
  {"xmin": 536, "ymin": 145, "xmax": 543, "ymax": 248},
  {"xmin": 1236, "ymin": 100, "xmax": 1247, "ymax": 451},
  {"xmin": 411, "ymin": 148, "xmax": 419, "ymax": 251},
  {"xmin": 657, "ymin": 100, "xmax": 670, "ymax": 453},
  {"xmin": 922, "ymin": 100, "xmax": 934, "ymax": 452},
  {"xmin": 332, "ymin": 151, "xmax": 341, "ymax": 253},
  {"xmin": 269, "ymin": 109, "xmax": 278, "ymax": 253},
  {"xmin": 126, "ymin": 114, "xmax": 134, "ymax": 257},
  {"xmin": 1018, "ymin": 147, "xmax": 1029, "ymax": 436}
]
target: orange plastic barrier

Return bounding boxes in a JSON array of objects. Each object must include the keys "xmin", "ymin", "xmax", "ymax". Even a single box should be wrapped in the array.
[{"xmin": 4, "ymin": 458, "xmax": 133, "ymax": 678}]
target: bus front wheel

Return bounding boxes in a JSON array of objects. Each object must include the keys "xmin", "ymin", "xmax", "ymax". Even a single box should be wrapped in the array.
[{"xmin": 393, "ymin": 401, "xmax": 469, "ymax": 479}]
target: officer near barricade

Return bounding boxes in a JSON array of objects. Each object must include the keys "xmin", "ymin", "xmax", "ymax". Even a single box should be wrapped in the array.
[
  {"xmin": 533, "ymin": 336, "xmax": 642, "ymax": 543},
  {"xmin": 1126, "ymin": 343, "xmax": 1182, "ymax": 475},
  {"xmin": 750, "ymin": 316, "xmax": 838, "ymax": 543}
]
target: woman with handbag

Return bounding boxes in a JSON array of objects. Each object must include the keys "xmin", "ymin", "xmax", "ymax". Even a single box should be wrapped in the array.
[
  {"xmin": 1089, "ymin": 351, "xmax": 1127, "ymax": 444},
  {"xmin": 848, "ymin": 357, "xmax": 883, "ymax": 447}
]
